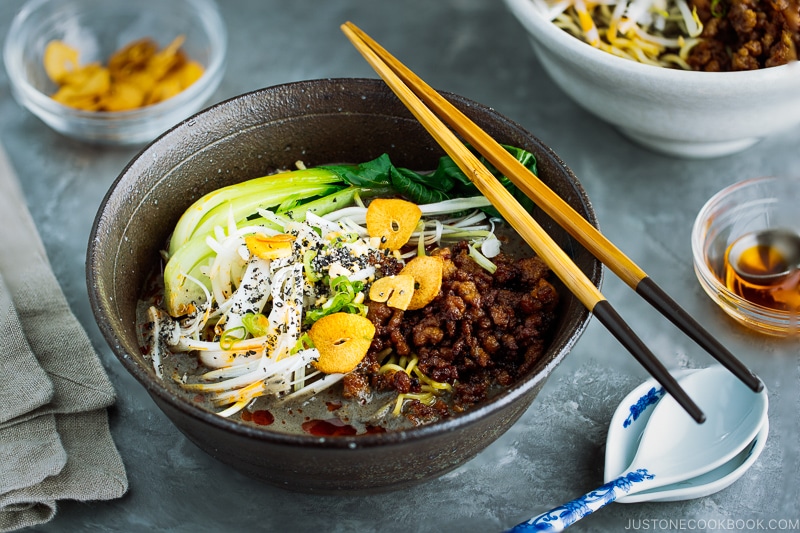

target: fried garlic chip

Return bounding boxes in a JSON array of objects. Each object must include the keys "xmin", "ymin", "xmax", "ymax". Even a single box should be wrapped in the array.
[
  {"xmin": 100, "ymin": 81, "xmax": 146, "ymax": 112},
  {"xmin": 368, "ymin": 274, "xmax": 415, "ymax": 310},
  {"xmin": 309, "ymin": 312, "xmax": 376, "ymax": 374},
  {"xmin": 400, "ymin": 255, "xmax": 443, "ymax": 310},
  {"xmin": 44, "ymin": 41, "xmax": 80, "ymax": 84},
  {"xmin": 365, "ymin": 198, "xmax": 422, "ymax": 250},
  {"xmin": 244, "ymin": 234, "xmax": 295, "ymax": 260},
  {"xmin": 43, "ymin": 36, "xmax": 204, "ymax": 111},
  {"xmin": 108, "ymin": 38, "xmax": 159, "ymax": 76},
  {"xmin": 51, "ymin": 64, "xmax": 111, "ymax": 110}
]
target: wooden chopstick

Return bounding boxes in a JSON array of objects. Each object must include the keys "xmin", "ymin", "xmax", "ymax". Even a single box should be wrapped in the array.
[
  {"xmin": 342, "ymin": 22, "xmax": 706, "ymax": 423},
  {"xmin": 341, "ymin": 22, "xmax": 762, "ymax": 395}
]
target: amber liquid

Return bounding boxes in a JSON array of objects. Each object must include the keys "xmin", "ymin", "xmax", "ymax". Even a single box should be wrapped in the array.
[{"xmin": 723, "ymin": 241, "xmax": 800, "ymax": 311}]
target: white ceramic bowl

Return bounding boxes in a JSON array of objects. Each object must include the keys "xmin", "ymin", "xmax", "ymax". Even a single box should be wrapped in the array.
[
  {"xmin": 4, "ymin": 0, "xmax": 227, "ymax": 145},
  {"xmin": 502, "ymin": 0, "xmax": 800, "ymax": 158}
]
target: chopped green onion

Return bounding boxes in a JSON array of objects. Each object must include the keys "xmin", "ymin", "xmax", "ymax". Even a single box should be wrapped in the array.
[
  {"xmin": 219, "ymin": 326, "xmax": 247, "ymax": 350},
  {"xmin": 305, "ymin": 276, "xmax": 366, "ymax": 323},
  {"xmin": 291, "ymin": 332, "xmax": 315, "ymax": 354},
  {"xmin": 303, "ymin": 249, "xmax": 320, "ymax": 282},
  {"xmin": 468, "ymin": 244, "xmax": 497, "ymax": 274},
  {"xmin": 242, "ymin": 313, "xmax": 269, "ymax": 337}
]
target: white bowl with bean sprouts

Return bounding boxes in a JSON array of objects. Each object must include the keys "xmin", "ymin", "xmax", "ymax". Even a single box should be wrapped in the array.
[{"xmin": 503, "ymin": 0, "xmax": 800, "ymax": 158}]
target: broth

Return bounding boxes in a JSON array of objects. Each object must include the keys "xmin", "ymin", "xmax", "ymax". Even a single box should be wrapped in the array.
[
  {"xmin": 137, "ymin": 221, "xmax": 561, "ymax": 436},
  {"xmin": 136, "ymin": 149, "xmax": 563, "ymax": 435}
]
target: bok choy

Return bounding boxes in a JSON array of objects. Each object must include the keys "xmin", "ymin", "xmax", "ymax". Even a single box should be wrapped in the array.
[{"xmin": 163, "ymin": 145, "xmax": 537, "ymax": 317}]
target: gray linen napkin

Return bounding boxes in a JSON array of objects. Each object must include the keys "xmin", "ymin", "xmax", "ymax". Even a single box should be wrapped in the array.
[{"xmin": 0, "ymin": 144, "xmax": 128, "ymax": 532}]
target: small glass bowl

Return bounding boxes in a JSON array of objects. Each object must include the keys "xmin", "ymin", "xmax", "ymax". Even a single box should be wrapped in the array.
[
  {"xmin": 691, "ymin": 176, "xmax": 800, "ymax": 336},
  {"xmin": 3, "ymin": 0, "xmax": 227, "ymax": 145}
]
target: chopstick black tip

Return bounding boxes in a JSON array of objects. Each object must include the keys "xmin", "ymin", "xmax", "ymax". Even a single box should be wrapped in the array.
[
  {"xmin": 680, "ymin": 397, "xmax": 706, "ymax": 424},
  {"xmin": 593, "ymin": 300, "xmax": 706, "ymax": 424},
  {"xmin": 636, "ymin": 277, "xmax": 762, "ymax": 393}
]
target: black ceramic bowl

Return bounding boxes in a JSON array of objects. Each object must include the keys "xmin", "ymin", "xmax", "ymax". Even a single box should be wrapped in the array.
[{"xmin": 88, "ymin": 78, "xmax": 601, "ymax": 494}]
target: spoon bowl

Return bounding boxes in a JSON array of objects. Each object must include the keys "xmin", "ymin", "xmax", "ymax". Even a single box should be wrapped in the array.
[
  {"xmin": 630, "ymin": 365, "xmax": 766, "ymax": 483},
  {"xmin": 727, "ymin": 228, "xmax": 800, "ymax": 286},
  {"xmin": 605, "ymin": 369, "xmax": 769, "ymax": 503}
]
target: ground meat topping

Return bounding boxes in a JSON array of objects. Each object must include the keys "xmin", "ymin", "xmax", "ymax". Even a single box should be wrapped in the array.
[
  {"xmin": 688, "ymin": 0, "xmax": 799, "ymax": 70},
  {"xmin": 354, "ymin": 241, "xmax": 560, "ymax": 423}
]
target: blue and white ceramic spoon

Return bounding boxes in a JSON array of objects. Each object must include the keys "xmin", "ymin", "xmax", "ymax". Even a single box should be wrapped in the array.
[
  {"xmin": 507, "ymin": 365, "xmax": 768, "ymax": 532},
  {"xmin": 605, "ymin": 368, "xmax": 769, "ymax": 503}
]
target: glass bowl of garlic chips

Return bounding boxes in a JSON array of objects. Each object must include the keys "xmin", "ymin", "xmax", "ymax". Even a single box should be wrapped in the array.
[{"xmin": 4, "ymin": 0, "xmax": 227, "ymax": 145}]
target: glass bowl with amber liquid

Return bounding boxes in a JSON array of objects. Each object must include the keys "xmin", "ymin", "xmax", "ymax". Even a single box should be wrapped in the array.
[{"xmin": 692, "ymin": 176, "xmax": 800, "ymax": 336}]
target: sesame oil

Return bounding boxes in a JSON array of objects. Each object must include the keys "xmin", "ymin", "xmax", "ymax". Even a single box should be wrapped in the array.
[{"xmin": 722, "ymin": 235, "xmax": 800, "ymax": 311}]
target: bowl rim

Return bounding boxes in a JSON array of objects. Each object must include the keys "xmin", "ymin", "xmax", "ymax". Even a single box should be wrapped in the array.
[
  {"xmin": 502, "ymin": 0, "xmax": 800, "ymax": 83},
  {"xmin": 3, "ymin": 0, "xmax": 228, "ymax": 123},
  {"xmin": 87, "ymin": 77, "xmax": 601, "ymax": 449}
]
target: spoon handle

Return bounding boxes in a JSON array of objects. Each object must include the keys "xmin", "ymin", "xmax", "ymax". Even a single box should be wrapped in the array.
[{"xmin": 506, "ymin": 469, "xmax": 655, "ymax": 532}]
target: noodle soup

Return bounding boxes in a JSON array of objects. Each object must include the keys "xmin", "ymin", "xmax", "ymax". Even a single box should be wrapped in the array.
[{"xmin": 137, "ymin": 152, "xmax": 562, "ymax": 435}]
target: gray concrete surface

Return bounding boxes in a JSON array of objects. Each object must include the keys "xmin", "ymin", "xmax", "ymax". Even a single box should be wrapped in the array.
[{"xmin": 1, "ymin": 1, "xmax": 798, "ymax": 531}]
